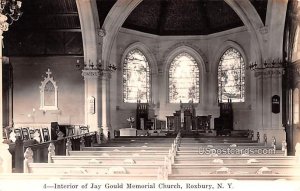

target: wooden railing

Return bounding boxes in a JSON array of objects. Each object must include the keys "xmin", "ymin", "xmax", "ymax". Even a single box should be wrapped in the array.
[{"xmin": 8, "ymin": 132, "xmax": 97, "ymax": 173}]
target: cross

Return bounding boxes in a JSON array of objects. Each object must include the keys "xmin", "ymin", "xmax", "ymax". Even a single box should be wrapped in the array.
[{"xmin": 46, "ymin": 69, "xmax": 52, "ymax": 78}]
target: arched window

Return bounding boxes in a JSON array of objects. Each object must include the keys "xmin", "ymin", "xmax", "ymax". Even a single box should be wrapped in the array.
[
  {"xmin": 123, "ymin": 49, "xmax": 150, "ymax": 103},
  {"xmin": 218, "ymin": 48, "xmax": 245, "ymax": 102},
  {"xmin": 40, "ymin": 69, "xmax": 58, "ymax": 111},
  {"xmin": 169, "ymin": 52, "xmax": 200, "ymax": 103}
]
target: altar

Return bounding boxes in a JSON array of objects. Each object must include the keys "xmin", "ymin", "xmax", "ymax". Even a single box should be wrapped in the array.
[
  {"xmin": 119, "ymin": 128, "xmax": 137, "ymax": 136},
  {"xmin": 166, "ymin": 103, "xmax": 211, "ymax": 132}
]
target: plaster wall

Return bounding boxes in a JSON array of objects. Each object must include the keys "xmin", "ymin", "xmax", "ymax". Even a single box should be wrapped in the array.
[
  {"xmin": 11, "ymin": 57, "xmax": 85, "ymax": 127},
  {"xmin": 110, "ymin": 27, "xmax": 257, "ymax": 131}
]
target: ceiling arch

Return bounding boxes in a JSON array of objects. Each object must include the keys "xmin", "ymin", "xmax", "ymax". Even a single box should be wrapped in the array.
[
  {"xmin": 101, "ymin": 0, "xmax": 266, "ymax": 67},
  {"xmin": 121, "ymin": 0, "xmax": 244, "ymax": 36},
  {"xmin": 97, "ymin": 0, "xmax": 268, "ymax": 35}
]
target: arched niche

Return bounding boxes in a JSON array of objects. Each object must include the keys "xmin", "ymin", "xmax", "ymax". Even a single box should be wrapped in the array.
[{"xmin": 39, "ymin": 69, "xmax": 58, "ymax": 111}]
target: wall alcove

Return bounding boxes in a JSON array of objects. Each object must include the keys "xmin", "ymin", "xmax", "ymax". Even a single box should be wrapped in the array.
[{"xmin": 39, "ymin": 69, "xmax": 58, "ymax": 111}]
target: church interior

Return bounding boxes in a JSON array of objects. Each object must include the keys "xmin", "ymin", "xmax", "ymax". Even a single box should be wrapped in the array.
[{"xmin": 0, "ymin": 0, "xmax": 300, "ymax": 181}]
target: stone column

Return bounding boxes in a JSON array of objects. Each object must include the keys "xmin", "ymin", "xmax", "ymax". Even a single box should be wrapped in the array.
[
  {"xmin": 254, "ymin": 70, "xmax": 264, "ymax": 131},
  {"xmin": 82, "ymin": 69, "xmax": 101, "ymax": 133},
  {"xmin": 255, "ymin": 68, "xmax": 285, "ymax": 145},
  {"xmin": 271, "ymin": 69, "xmax": 284, "ymax": 129},
  {"xmin": 270, "ymin": 69, "xmax": 285, "ymax": 147},
  {"xmin": 100, "ymin": 71, "xmax": 113, "ymax": 140},
  {"xmin": 263, "ymin": 69, "xmax": 272, "ymax": 130}
]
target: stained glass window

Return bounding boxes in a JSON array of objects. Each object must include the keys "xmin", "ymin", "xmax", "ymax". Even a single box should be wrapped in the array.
[
  {"xmin": 169, "ymin": 52, "xmax": 200, "ymax": 103},
  {"xmin": 123, "ymin": 49, "xmax": 150, "ymax": 103},
  {"xmin": 218, "ymin": 48, "xmax": 245, "ymax": 102}
]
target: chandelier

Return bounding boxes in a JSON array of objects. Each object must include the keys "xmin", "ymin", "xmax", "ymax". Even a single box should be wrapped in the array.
[
  {"xmin": 0, "ymin": 0, "xmax": 22, "ymax": 24},
  {"xmin": 76, "ymin": 59, "xmax": 117, "ymax": 72},
  {"xmin": 248, "ymin": 59, "xmax": 287, "ymax": 71}
]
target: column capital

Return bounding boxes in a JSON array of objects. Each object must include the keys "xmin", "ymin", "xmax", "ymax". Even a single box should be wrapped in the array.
[
  {"xmin": 100, "ymin": 70, "xmax": 112, "ymax": 80},
  {"xmin": 82, "ymin": 69, "xmax": 100, "ymax": 79},
  {"xmin": 97, "ymin": 28, "xmax": 106, "ymax": 37},
  {"xmin": 293, "ymin": 63, "xmax": 300, "ymax": 77}
]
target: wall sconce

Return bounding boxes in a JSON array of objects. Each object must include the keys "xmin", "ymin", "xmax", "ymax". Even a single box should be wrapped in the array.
[
  {"xmin": 78, "ymin": 59, "xmax": 98, "ymax": 70},
  {"xmin": 27, "ymin": 108, "xmax": 36, "ymax": 122},
  {"xmin": 77, "ymin": 59, "xmax": 117, "ymax": 73},
  {"xmin": 75, "ymin": 59, "xmax": 84, "ymax": 70},
  {"xmin": 98, "ymin": 60, "xmax": 117, "ymax": 73}
]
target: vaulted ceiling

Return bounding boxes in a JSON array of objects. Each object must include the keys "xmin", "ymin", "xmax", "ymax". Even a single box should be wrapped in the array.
[
  {"xmin": 4, "ymin": 0, "xmax": 82, "ymax": 56},
  {"xmin": 4, "ymin": 0, "xmax": 268, "ymax": 56},
  {"xmin": 97, "ymin": 0, "xmax": 268, "ymax": 36},
  {"xmin": 123, "ymin": 0, "xmax": 244, "ymax": 35}
]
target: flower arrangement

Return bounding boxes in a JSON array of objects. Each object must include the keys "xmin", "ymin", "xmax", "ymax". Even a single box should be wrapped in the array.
[{"xmin": 127, "ymin": 116, "xmax": 135, "ymax": 128}]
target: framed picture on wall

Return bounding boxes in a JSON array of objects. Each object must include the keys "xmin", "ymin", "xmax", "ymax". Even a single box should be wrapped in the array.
[
  {"xmin": 14, "ymin": 128, "xmax": 22, "ymax": 140},
  {"xmin": 42, "ymin": 128, "xmax": 50, "ymax": 142},
  {"xmin": 21, "ymin": 127, "xmax": 30, "ymax": 140}
]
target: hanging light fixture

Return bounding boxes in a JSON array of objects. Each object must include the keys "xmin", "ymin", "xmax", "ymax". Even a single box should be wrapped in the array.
[
  {"xmin": 0, "ymin": 0, "xmax": 22, "ymax": 25},
  {"xmin": 76, "ymin": 59, "xmax": 117, "ymax": 72},
  {"xmin": 97, "ymin": 59, "xmax": 117, "ymax": 72},
  {"xmin": 248, "ymin": 59, "xmax": 287, "ymax": 71}
]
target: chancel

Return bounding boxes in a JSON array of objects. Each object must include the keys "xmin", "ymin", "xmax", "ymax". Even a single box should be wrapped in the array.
[{"xmin": 0, "ymin": 0, "xmax": 300, "ymax": 182}]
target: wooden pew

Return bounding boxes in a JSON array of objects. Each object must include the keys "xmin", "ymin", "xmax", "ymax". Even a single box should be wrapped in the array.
[
  {"xmin": 82, "ymin": 146, "xmax": 171, "ymax": 151},
  {"xmin": 108, "ymin": 138, "xmax": 175, "ymax": 143},
  {"xmin": 94, "ymin": 143, "xmax": 173, "ymax": 147},
  {"xmin": 92, "ymin": 137, "xmax": 175, "ymax": 147},
  {"xmin": 168, "ymin": 174, "xmax": 300, "ymax": 180},
  {"xmin": 51, "ymin": 156, "xmax": 296, "ymax": 166},
  {"xmin": 175, "ymin": 156, "xmax": 298, "ymax": 165},
  {"xmin": 171, "ymin": 164, "xmax": 300, "ymax": 175},
  {"xmin": 69, "ymin": 150, "xmax": 169, "ymax": 156},
  {"xmin": 176, "ymin": 148, "xmax": 285, "ymax": 156},
  {"xmin": 20, "ymin": 131, "xmax": 300, "ymax": 181},
  {"xmin": 0, "ymin": 173, "xmax": 159, "ymax": 180},
  {"xmin": 180, "ymin": 138, "xmax": 257, "ymax": 143},
  {"xmin": 23, "ymin": 163, "xmax": 300, "ymax": 177},
  {"xmin": 27, "ymin": 163, "xmax": 162, "ymax": 175},
  {"xmin": 176, "ymin": 153, "xmax": 285, "ymax": 157},
  {"xmin": 179, "ymin": 146, "xmax": 277, "ymax": 150},
  {"xmin": 1, "ymin": 173, "xmax": 300, "ymax": 180},
  {"xmin": 51, "ymin": 156, "xmax": 164, "ymax": 165},
  {"xmin": 103, "ymin": 142, "xmax": 174, "ymax": 145},
  {"xmin": 180, "ymin": 142, "xmax": 265, "ymax": 146},
  {"xmin": 107, "ymin": 136, "xmax": 255, "ymax": 145}
]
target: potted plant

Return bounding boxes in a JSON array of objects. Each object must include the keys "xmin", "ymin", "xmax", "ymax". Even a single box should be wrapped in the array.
[{"xmin": 127, "ymin": 116, "xmax": 135, "ymax": 128}]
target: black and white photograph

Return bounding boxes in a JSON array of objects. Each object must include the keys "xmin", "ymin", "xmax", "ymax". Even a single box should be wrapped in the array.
[{"xmin": 0, "ymin": 0, "xmax": 300, "ymax": 190}]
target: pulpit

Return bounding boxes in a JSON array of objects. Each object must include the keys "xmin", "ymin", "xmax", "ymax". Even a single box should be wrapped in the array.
[
  {"xmin": 214, "ymin": 99, "xmax": 233, "ymax": 135},
  {"xmin": 136, "ymin": 101, "xmax": 153, "ymax": 130},
  {"xmin": 166, "ymin": 102, "xmax": 211, "ymax": 132},
  {"xmin": 195, "ymin": 115, "xmax": 211, "ymax": 131}
]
